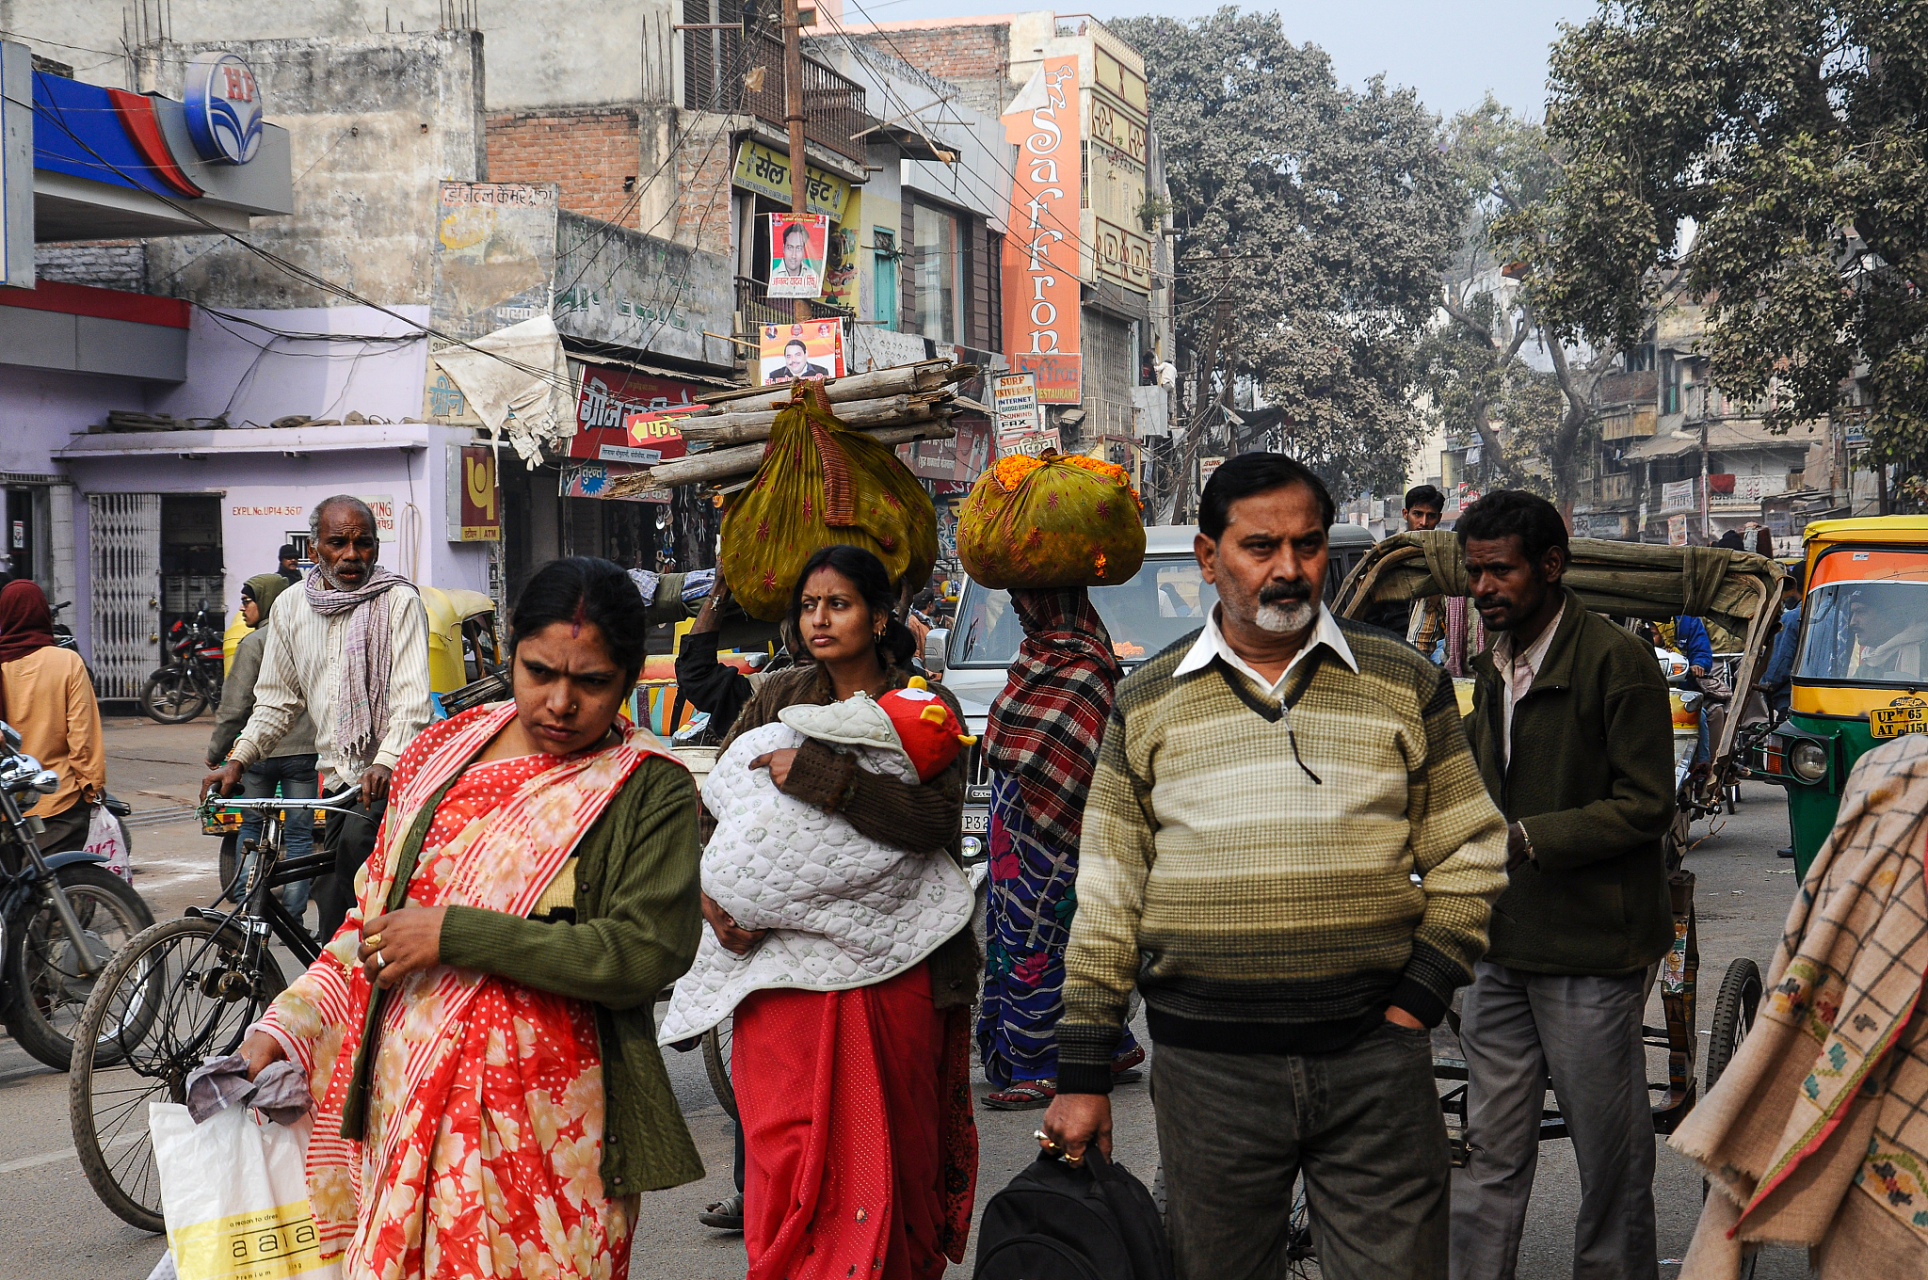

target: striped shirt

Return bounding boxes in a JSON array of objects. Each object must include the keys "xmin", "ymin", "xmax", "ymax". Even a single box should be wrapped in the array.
[
  {"xmin": 227, "ymin": 584, "xmax": 434, "ymax": 783},
  {"xmin": 1057, "ymin": 613, "xmax": 1509, "ymax": 1093}
]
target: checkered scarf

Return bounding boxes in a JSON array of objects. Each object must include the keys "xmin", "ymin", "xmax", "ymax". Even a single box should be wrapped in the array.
[
  {"xmin": 303, "ymin": 565, "xmax": 412, "ymax": 772},
  {"xmin": 984, "ymin": 588, "xmax": 1121, "ymax": 850}
]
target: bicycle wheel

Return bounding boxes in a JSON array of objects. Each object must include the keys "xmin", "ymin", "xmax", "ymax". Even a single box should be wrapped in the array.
[
  {"xmin": 68, "ymin": 915, "xmax": 287, "ymax": 1232},
  {"xmin": 138, "ymin": 669, "xmax": 207, "ymax": 724},
  {"xmin": 1706, "ymin": 957, "xmax": 1763, "ymax": 1095},
  {"xmin": 2, "ymin": 864, "xmax": 154, "ymax": 1070},
  {"xmin": 703, "ymin": 1016, "xmax": 736, "ymax": 1121}
]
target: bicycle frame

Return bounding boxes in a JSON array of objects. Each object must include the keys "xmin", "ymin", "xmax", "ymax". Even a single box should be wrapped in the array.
[{"xmin": 192, "ymin": 789, "xmax": 368, "ymax": 972}]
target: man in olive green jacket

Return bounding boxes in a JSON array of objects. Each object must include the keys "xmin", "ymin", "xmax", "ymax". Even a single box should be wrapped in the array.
[{"xmin": 1450, "ymin": 491, "xmax": 1674, "ymax": 1280}]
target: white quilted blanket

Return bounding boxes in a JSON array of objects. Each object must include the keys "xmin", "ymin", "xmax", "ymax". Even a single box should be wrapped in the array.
[{"xmin": 657, "ymin": 711, "xmax": 973, "ymax": 1044}]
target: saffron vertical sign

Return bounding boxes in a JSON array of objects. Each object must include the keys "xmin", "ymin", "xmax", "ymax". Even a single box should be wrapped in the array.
[{"xmin": 1002, "ymin": 56, "xmax": 1082, "ymax": 404}]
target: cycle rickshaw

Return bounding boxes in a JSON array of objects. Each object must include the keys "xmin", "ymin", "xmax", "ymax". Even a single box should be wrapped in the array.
[{"xmin": 1334, "ymin": 531, "xmax": 1786, "ymax": 1165}]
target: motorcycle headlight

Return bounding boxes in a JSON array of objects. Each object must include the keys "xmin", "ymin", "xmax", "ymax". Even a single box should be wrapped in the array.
[
  {"xmin": 0, "ymin": 753, "xmax": 46, "ymax": 792},
  {"xmin": 1789, "ymin": 739, "xmax": 1828, "ymax": 783}
]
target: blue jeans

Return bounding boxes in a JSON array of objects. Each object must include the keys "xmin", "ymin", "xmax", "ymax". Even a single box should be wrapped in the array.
[{"xmin": 239, "ymin": 754, "xmax": 319, "ymax": 921}]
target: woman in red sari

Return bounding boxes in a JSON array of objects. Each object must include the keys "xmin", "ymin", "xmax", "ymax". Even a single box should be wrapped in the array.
[
  {"xmin": 692, "ymin": 544, "xmax": 979, "ymax": 1280},
  {"xmin": 231, "ymin": 557, "xmax": 706, "ymax": 1280}
]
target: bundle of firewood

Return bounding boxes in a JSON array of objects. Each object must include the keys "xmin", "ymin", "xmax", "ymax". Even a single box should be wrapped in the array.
[{"xmin": 606, "ymin": 359, "xmax": 971, "ymax": 497}]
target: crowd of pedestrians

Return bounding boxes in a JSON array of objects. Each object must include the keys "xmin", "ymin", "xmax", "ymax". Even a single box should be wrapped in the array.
[{"xmin": 77, "ymin": 473, "xmax": 1893, "ymax": 1280}]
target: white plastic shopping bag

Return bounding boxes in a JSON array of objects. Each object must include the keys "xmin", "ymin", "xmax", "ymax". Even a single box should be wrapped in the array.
[
  {"xmin": 149, "ymin": 1102, "xmax": 341, "ymax": 1280},
  {"xmin": 85, "ymin": 805, "xmax": 132, "ymax": 886}
]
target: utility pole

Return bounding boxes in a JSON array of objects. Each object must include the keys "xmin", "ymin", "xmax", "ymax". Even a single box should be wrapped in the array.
[{"xmin": 782, "ymin": 0, "xmax": 810, "ymax": 325}]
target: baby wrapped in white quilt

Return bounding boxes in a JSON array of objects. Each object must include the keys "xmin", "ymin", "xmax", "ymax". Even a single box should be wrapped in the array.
[{"xmin": 658, "ymin": 685, "xmax": 975, "ymax": 1044}]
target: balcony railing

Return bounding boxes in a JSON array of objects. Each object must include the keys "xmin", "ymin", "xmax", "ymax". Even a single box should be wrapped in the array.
[
  {"xmin": 683, "ymin": 21, "xmax": 868, "ymax": 165},
  {"xmin": 733, "ymin": 276, "xmax": 854, "ymax": 357}
]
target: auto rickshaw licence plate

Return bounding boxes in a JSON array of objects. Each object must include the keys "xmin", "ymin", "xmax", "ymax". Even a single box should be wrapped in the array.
[{"xmin": 1870, "ymin": 705, "xmax": 1928, "ymax": 738}]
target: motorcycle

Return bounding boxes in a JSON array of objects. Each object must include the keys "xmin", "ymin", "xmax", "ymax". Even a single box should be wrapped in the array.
[
  {"xmin": 139, "ymin": 603, "xmax": 225, "ymax": 724},
  {"xmin": 0, "ymin": 721, "xmax": 153, "ymax": 1069}
]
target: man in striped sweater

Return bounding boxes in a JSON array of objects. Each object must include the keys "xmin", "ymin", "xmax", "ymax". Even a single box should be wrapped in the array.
[{"xmin": 1041, "ymin": 453, "xmax": 1509, "ymax": 1280}]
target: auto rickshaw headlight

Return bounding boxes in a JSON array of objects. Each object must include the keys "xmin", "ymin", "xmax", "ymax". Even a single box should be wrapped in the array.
[{"xmin": 1789, "ymin": 739, "xmax": 1828, "ymax": 783}]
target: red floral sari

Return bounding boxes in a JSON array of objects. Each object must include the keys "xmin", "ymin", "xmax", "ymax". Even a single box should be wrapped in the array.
[{"xmin": 257, "ymin": 705, "xmax": 669, "ymax": 1280}]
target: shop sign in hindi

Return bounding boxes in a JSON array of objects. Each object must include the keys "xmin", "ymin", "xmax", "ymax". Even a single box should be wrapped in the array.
[
  {"xmin": 449, "ymin": 446, "xmax": 501, "ymax": 541},
  {"xmin": 1000, "ymin": 429, "xmax": 1062, "ymax": 459},
  {"xmin": 992, "ymin": 371, "xmax": 1041, "ymax": 441},
  {"xmin": 1002, "ymin": 56, "xmax": 1082, "ymax": 404},
  {"xmin": 1661, "ymin": 478, "xmax": 1697, "ymax": 511},
  {"xmin": 731, "ymin": 141, "xmax": 849, "ymax": 221}
]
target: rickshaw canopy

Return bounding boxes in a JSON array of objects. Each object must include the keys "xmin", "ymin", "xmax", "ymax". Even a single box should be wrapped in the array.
[{"xmin": 1334, "ymin": 530, "xmax": 1783, "ymax": 641}]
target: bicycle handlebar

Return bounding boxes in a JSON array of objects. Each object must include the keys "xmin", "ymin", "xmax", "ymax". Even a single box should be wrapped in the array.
[{"xmin": 202, "ymin": 786, "xmax": 365, "ymax": 813}]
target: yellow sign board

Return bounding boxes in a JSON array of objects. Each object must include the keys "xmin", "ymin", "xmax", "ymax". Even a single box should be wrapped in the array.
[{"xmin": 732, "ymin": 141, "xmax": 849, "ymax": 221}]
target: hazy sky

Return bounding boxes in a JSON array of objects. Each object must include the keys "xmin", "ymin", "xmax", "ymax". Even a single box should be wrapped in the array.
[{"xmin": 840, "ymin": 0, "xmax": 1602, "ymax": 120}]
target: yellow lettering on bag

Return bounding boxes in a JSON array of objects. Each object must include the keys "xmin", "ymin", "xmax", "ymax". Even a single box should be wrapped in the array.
[{"xmin": 167, "ymin": 1202, "xmax": 338, "ymax": 1280}]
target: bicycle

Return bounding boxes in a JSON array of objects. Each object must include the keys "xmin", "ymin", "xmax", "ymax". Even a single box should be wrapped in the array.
[{"xmin": 67, "ymin": 788, "xmax": 360, "ymax": 1232}]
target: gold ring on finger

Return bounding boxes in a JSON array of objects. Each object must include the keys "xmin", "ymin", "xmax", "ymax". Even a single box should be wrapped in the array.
[{"xmin": 363, "ymin": 933, "xmax": 384, "ymax": 951}]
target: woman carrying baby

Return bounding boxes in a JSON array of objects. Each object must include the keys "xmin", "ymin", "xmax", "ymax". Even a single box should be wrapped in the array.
[
  {"xmin": 233, "ymin": 557, "xmax": 706, "ymax": 1280},
  {"xmin": 694, "ymin": 543, "xmax": 980, "ymax": 1280}
]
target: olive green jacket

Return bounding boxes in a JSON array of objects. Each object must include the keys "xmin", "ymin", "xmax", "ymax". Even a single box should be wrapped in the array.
[
  {"xmin": 437, "ymin": 754, "xmax": 707, "ymax": 1194},
  {"xmin": 1464, "ymin": 589, "xmax": 1677, "ymax": 977}
]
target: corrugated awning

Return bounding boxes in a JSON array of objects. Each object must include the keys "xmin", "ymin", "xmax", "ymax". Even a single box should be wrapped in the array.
[{"xmin": 1623, "ymin": 420, "xmax": 1824, "ymax": 460}]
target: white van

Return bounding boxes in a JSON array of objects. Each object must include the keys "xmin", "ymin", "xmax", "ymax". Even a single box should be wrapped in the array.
[{"xmin": 931, "ymin": 522, "xmax": 1378, "ymax": 859}]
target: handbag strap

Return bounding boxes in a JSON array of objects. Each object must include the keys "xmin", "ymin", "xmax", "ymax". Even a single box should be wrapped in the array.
[{"xmin": 337, "ymin": 767, "xmax": 465, "ymax": 1142}]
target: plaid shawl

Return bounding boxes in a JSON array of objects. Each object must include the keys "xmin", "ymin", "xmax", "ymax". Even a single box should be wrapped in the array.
[
  {"xmin": 984, "ymin": 588, "xmax": 1121, "ymax": 851},
  {"xmin": 1672, "ymin": 733, "xmax": 1928, "ymax": 1277}
]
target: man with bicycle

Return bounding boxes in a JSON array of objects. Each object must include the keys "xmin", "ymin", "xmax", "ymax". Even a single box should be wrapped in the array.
[{"xmin": 202, "ymin": 496, "xmax": 433, "ymax": 943}]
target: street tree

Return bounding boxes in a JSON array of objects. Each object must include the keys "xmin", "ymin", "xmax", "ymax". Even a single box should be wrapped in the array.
[
  {"xmin": 1419, "ymin": 97, "xmax": 1623, "ymax": 510},
  {"xmin": 1501, "ymin": 0, "xmax": 1928, "ymax": 498},
  {"xmin": 1113, "ymin": 8, "xmax": 1461, "ymax": 500}
]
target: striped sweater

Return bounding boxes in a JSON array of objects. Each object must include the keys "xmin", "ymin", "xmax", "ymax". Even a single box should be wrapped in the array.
[{"xmin": 1057, "ymin": 618, "xmax": 1509, "ymax": 1094}]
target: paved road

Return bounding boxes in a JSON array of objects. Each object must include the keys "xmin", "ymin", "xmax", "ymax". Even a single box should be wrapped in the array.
[{"xmin": 2, "ymin": 718, "xmax": 1809, "ymax": 1277}]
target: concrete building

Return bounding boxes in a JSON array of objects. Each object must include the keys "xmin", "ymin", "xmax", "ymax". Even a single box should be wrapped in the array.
[{"xmin": 839, "ymin": 11, "xmax": 1178, "ymax": 469}]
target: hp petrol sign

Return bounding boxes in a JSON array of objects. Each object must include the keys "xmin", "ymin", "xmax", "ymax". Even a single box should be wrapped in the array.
[{"xmin": 183, "ymin": 52, "xmax": 263, "ymax": 164}]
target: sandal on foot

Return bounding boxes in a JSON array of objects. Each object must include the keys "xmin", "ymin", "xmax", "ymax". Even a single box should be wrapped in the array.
[
  {"xmin": 1111, "ymin": 1045, "xmax": 1147, "ymax": 1083},
  {"xmin": 698, "ymin": 1192, "xmax": 744, "ymax": 1231},
  {"xmin": 984, "ymin": 1080, "xmax": 1057, "ymax": 1110}
]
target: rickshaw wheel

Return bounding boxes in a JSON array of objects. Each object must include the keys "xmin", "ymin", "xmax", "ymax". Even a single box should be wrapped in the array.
[{"xmin": 1706, "ymin": 957, "xmax": 1763, "ymax": 1095}]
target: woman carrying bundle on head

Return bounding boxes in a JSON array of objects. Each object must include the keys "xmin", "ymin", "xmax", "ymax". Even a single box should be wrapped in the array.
[
  {"xmin": 680, "ymin": 542, "xmax": 980, "ymax": 1280},
  {"xmin": 976, "ymin": 587, "xmax": 1144, "ymax": 1109}
]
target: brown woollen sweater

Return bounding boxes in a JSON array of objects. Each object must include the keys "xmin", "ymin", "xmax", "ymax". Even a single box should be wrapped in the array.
[{"xmin": 709, "ymin": 661, "xmax": 980, "ymax": 1009}]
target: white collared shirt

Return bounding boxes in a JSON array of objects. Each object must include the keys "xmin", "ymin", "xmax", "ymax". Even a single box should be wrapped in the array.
[
  {"xmin": 1174, "ymin": 601, "xmax": 1359, "ymax": 699},
  {"xmin": 1491, "ymin": 604, "xmax": 1564, "ymax": 766}
]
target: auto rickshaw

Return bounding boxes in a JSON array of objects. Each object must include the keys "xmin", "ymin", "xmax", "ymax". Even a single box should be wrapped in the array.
[
  {"xmin": 1748, "ymin": 516, "xmax": 1928, "ymax": 878},
  {"xmin": 1334, "ymin": 530, "xmax": 1784, "ymax": 1161}
]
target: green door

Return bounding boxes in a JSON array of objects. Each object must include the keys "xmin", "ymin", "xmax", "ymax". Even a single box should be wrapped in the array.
[{"xmin": 873, "ymin": 228, "xmax": 898, "ymax": 331}]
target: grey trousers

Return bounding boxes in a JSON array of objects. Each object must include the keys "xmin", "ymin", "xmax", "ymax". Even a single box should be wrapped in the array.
[
  {"xmin": 1153, "ymin": 1022, "xmax": 1451, "ymax": 1280},
  {"xmin": 1450, "ymin": 961, "xmax": 1659, "ymax": 1280}
]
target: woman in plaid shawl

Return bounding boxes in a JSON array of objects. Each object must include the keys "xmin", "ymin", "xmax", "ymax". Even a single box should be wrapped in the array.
[{"xmin": 977, "ymin": 587, "xmax": 1144, "ymax": 1109}]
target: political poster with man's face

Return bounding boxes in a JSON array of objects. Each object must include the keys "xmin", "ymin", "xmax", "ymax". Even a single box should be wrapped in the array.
[
  {"xmin": 759, "ymin": 320, "xmax": 846, "ymax": 386},
  {"xmin": 767, "ymin": 213, "xmax": 829, "ymax": 299}
]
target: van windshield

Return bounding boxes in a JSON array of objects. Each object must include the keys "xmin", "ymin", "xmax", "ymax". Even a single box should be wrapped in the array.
[{"xmin": 949, "ymin": 557, "xmax": 1220, "ymax": 667}]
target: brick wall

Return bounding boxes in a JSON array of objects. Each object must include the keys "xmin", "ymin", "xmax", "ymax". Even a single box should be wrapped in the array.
[
  {"xmin": 35, "ymin": 242, "xmax": 147, "ymax": 293},
  {"xmin": 671, "ymin": 115, "xmax": 737, "ymax": 258},
  {"xmin": 487, "ymin": 108, "xmax": 643, "ymax": 228},
  {"xmin": 852, "ymin": 26, "xmax": 1009, "ymax": 118}
]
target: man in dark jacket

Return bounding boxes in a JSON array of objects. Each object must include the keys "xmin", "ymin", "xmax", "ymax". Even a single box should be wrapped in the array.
[{"xmin": 1450, "ymin": 490, "xmax": 1674, "ymax": 1280}]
